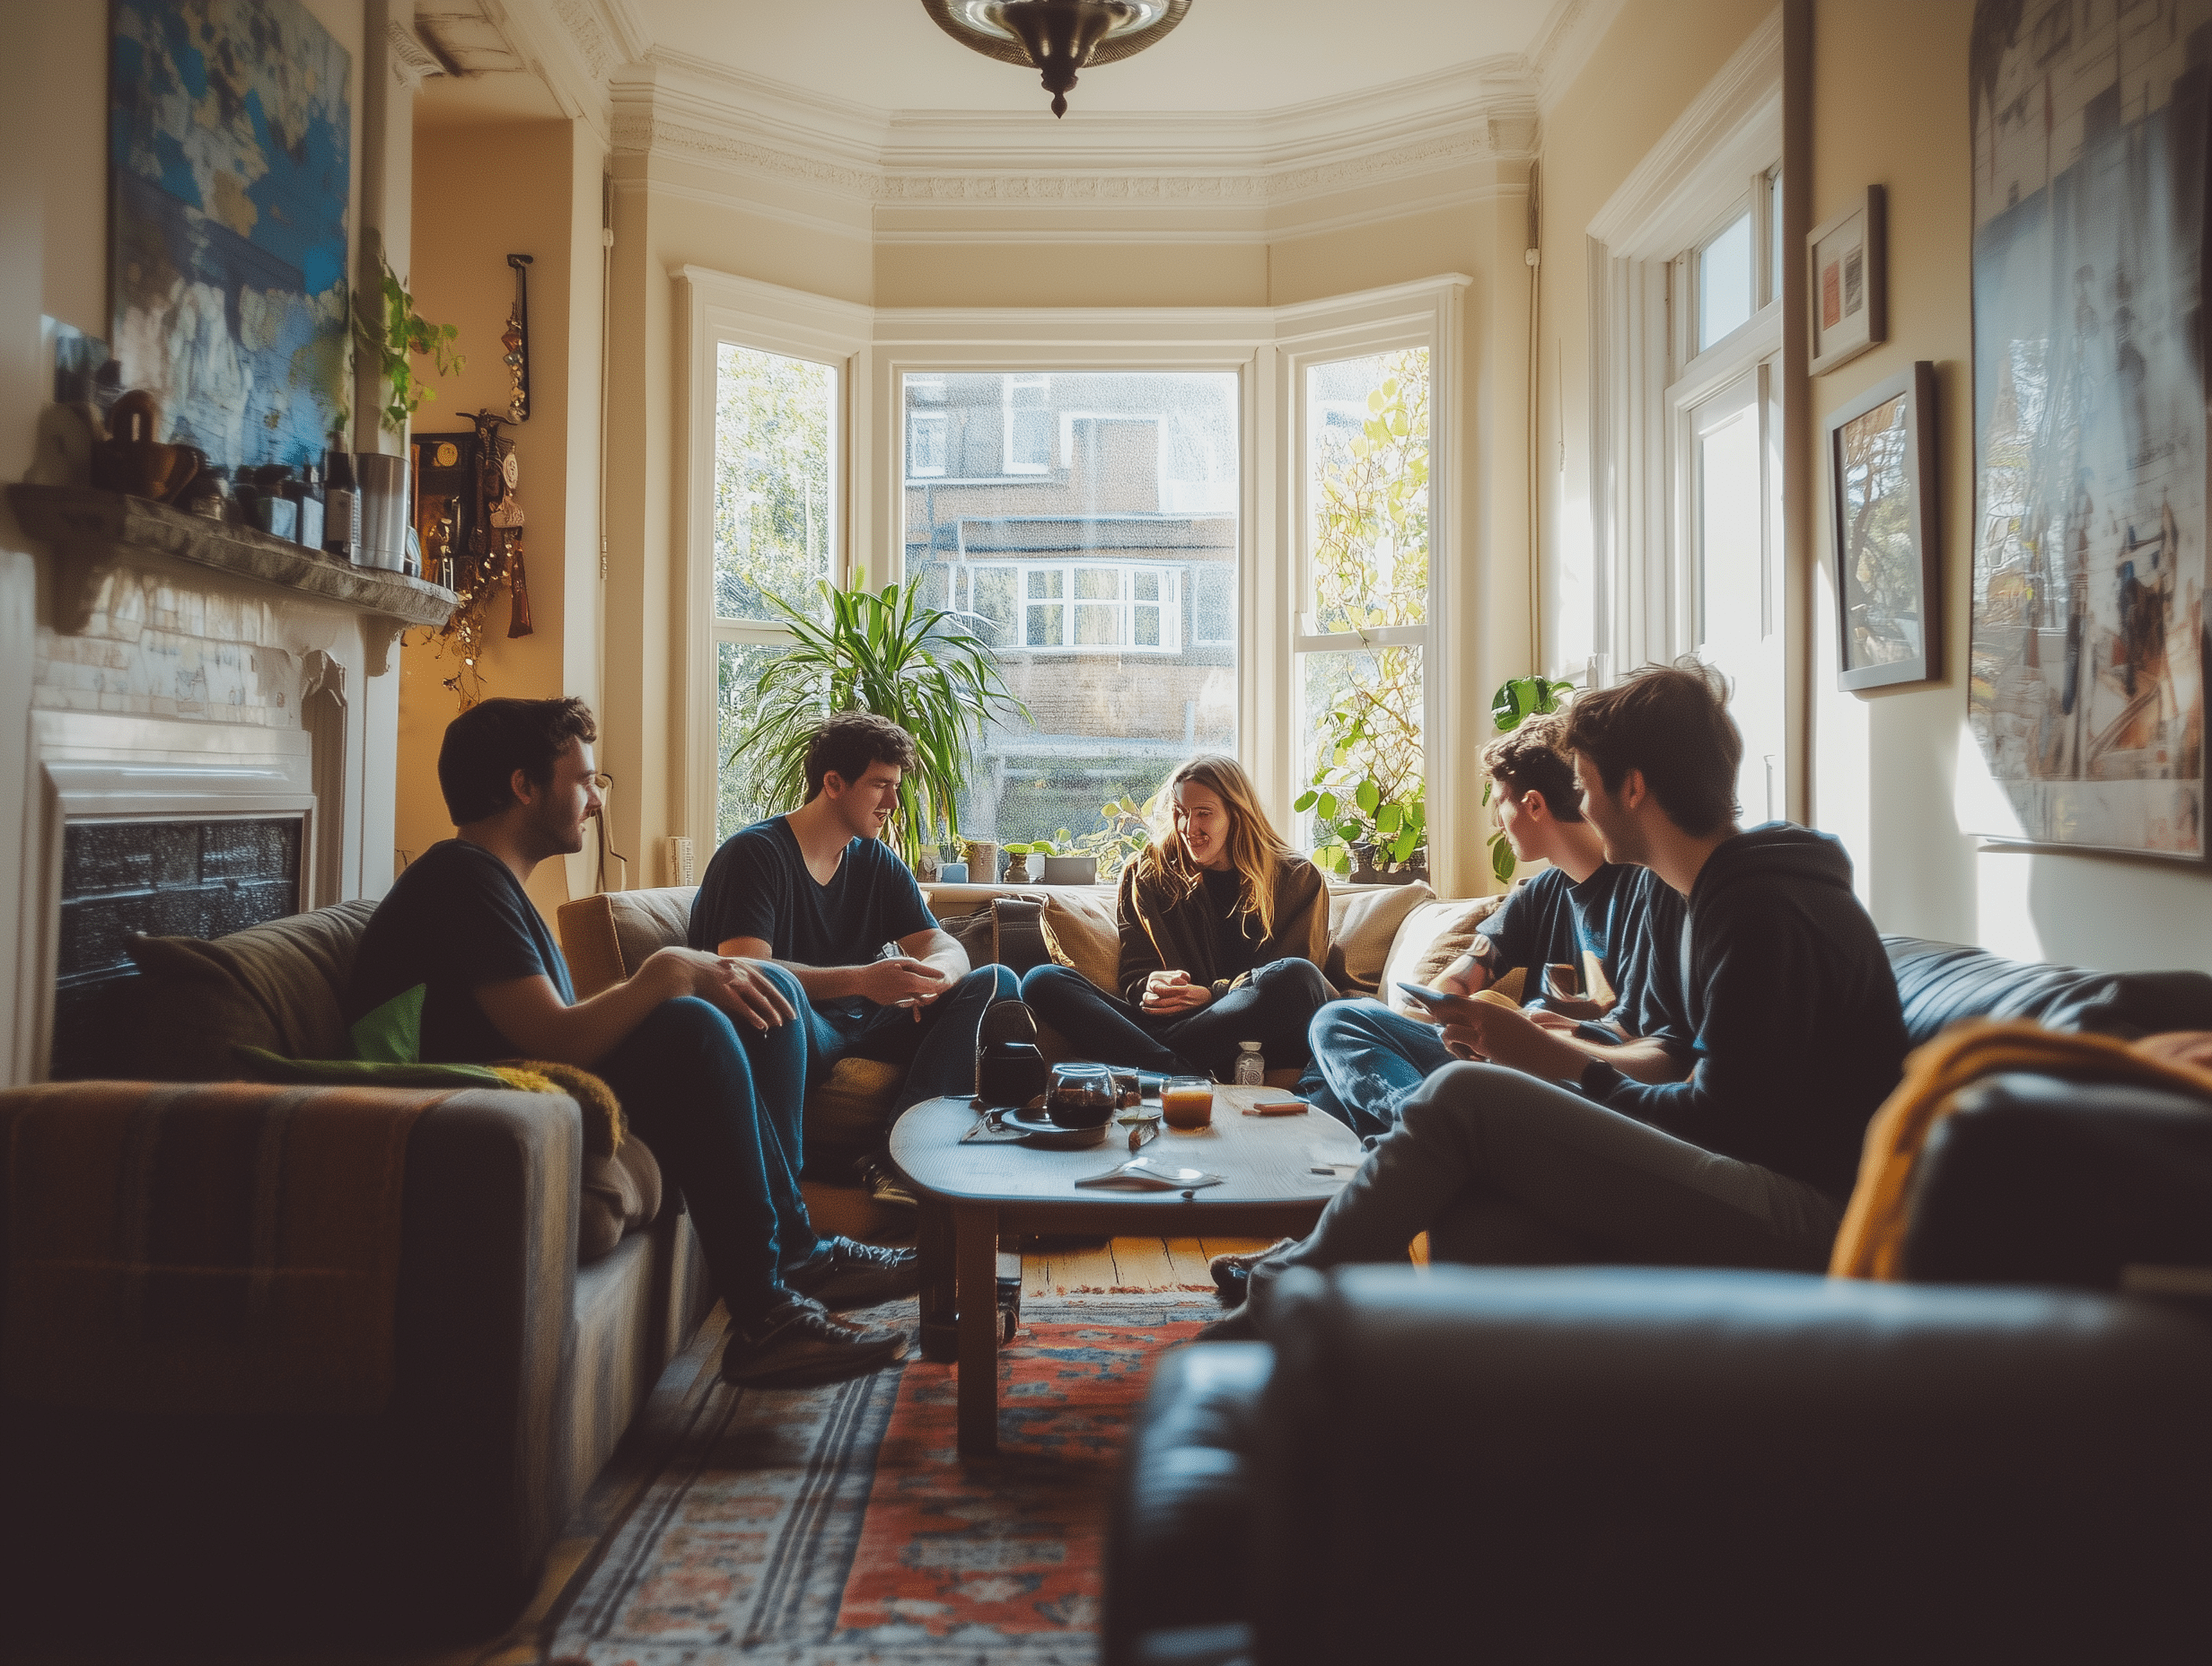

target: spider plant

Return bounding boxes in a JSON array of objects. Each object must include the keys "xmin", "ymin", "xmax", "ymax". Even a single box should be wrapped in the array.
[{"xmin": 729, "ymin": 572, "xmax": 1027, "ymax": 865}]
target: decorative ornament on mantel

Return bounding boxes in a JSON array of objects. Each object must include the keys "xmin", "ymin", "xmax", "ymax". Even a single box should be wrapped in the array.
[{"xmin": 921, "ymin": 0, "xmax": 1192, "ymax": 117}]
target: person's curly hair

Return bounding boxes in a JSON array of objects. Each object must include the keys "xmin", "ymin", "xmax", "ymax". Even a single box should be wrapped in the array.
[
  {"xmin": 803, "ymin": 711, "xmax": 918, "ymax": 801},
  {"xmin": 1479, "ymin": 714, "xmax": 1583, "ymax": 821}
]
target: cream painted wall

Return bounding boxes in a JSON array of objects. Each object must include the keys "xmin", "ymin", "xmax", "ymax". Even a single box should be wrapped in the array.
[
  {"xmin": 1536, "ymin": 0, "xmax": 1784, "ymax": 686},
  {"xmin": 1804, "ymin": 0, "xmax": 2212, "ymax": 973},
  {"xmin": 400, "ymin": 118, "xmax": 606, "ymax": 923}
]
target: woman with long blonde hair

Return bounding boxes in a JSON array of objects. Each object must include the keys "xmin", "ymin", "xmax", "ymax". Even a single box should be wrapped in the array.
[{"xmin": 1020, "ymin": 755, "xmax": 1339, "ymax": 1078}]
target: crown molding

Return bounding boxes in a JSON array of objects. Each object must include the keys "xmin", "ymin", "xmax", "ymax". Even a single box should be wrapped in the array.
[
  {"xmin": 1528, "ymin": 0, "xmax": 1628, "ymax": 111},
  {"xmin": 609, "ymin": 53, "xmax": 1538, "ymax": 243}
]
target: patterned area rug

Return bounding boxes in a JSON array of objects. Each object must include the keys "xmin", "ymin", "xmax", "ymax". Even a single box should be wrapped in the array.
[{"xmin": 546, "ymin": 1295, "xmax": 1210, "ymax": 1665}]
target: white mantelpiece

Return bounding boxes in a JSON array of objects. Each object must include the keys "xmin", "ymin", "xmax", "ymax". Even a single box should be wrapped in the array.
[{"xmin": 6, "ymin": 487, "xmax": 448, "ymax": 1083}]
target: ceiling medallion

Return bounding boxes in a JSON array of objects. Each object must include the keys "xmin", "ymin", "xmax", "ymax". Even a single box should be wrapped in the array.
[{"xmin": 921, "ymin": 0, "xmax": 1193, "ymax": 117}]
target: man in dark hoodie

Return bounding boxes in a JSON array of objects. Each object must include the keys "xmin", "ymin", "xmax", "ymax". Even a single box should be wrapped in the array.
[{"xmin": 1205, "ymin": 662, "xmax": 1907, "ymax": 1330}]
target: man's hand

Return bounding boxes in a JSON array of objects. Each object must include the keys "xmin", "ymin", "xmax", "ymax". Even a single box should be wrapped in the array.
[
  {"xmin": 1433, "ymin": 992, "xmax": 1587, "ymax": 1080},
  {"xmin": 856, "ymin": 956, "xmax": 955, "ymax": 1011},
  {"xmin": 1142, "ymin": 969, "xmax": 1213, "ymax": 1013},
  {"xmin": 2137, "ymin": 1030, "xmax": 2212, "ymax": 1072},
  {"xmin": 639, "ymin": 947, "xmax": 796, "ymax": 1032}
]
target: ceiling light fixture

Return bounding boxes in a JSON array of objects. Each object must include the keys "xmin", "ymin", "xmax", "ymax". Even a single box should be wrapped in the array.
[{"xmin": 921, "ymin": 0, "xmax": 1193, "ymax": 118}]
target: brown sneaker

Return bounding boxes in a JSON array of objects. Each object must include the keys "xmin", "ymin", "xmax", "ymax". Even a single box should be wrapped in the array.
[
  {"xmin": 722, "ymin": 1295, "xmax": 908, "ymax": 1389},
  {"xmin": 1208, "ymin": 1238, "xmax": 1296, "ymax": 1307}
]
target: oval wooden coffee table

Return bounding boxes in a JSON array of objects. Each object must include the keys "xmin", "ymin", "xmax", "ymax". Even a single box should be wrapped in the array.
[{"xmin": 887, "ymin": 1084, "xmax": 1362, "ymax": 1454}]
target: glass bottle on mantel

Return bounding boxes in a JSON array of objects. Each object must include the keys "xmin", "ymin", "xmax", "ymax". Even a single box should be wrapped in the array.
[{"xmin": 1233, "ymin": 1039, "xmax": 1265, "ymax": 1085}]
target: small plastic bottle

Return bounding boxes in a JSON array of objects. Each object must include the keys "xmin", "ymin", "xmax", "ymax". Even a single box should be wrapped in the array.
[{"xmin": 1233, "ymin": 1039, "xmax": 1265, "ymax": 1085}]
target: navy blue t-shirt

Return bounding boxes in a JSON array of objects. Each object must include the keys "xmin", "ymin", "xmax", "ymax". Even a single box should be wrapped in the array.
[
  {"xmin": 347, "ymin": 838, "xmax": 573, "ymax": 1064},
  {"xmin": 1476, "ymin": 863, "xmax": 1687, "ymax": 1041},
  {"xmin": 687, "ymin": 817, "xmax": 935, "ymax": 1013}
]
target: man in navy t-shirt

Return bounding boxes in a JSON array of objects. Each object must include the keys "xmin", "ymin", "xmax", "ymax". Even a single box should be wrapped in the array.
[
  {"xmin": 349, "ymin": 697, "xmax": 918, "ymax": 1390},
  {"xmin": 1300, "ymin": 715, "xmax": 1690, "ymax": 1137},
  {"xmin": 689, "ymin": 713, "xmax": 1016, "ymax": 1175}
]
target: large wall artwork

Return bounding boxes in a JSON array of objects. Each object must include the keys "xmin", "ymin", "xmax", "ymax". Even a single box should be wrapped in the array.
[
  {"xmin": 109, "ymin": 0, "xmax": 352, "ymax": 476},
  {"xmin": 1968, "ymin": 0, "xmax": 2209, "ymax": 859}
]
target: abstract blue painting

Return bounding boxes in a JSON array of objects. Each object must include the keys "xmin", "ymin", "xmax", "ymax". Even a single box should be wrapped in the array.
[{"xmin": 110, "ymin": 0, "xmax": 352, "ymax": 473}]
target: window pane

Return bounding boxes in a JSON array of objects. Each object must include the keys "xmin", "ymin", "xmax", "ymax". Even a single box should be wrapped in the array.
[
  {"xmin": 1692, "ymin": 374, "xmax": 1782, "ymax": 823},
  {"xmin": 1306, "ymin": 348, "xmax": 1430, "ymax": 630},
  {"xmin": 903, "ymin": 371, "xmax": 1239, "ymax": 855},
  {"xmin": 1698, "ymin": 210, "xmax": 1755, "ymax": 350},
  {"xmin": 717, "ymin": 640, "xmax": 794, "ymax": 840},
  {"xmin": 715, "ymin": 345, "xmax": 833, "ymax": 622},
  {"xmin": 1298, "ymin": 645, "xmax": 1425, "ymax": 874}
]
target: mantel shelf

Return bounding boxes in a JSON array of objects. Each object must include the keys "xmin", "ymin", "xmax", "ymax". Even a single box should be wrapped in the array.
[{"xmin": 7, "ymin": 483, "xmax": 457, "ymax": 674}]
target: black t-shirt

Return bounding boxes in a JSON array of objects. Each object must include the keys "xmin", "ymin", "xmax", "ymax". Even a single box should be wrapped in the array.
[
  {"xmin": 347, "ymin": 839, "xmax": 572, "ymax": 1064},
  {"xmin": 1199, "ymin": 869, "xmax": 1260, "ymax": 981},
  {"xmin": 1477, "ymin": 863, "xmax": 1685, "ymax": 1039},
  {"xmin": 687, "ymin": 816, "xmax": 935, "ymax": 1013}
]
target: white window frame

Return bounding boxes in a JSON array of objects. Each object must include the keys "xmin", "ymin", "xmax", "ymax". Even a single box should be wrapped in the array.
[
  {"xmin": 675, "ymin": 269, "xmax": 873, "ymax": 855},
  {"xmin": 1586, "ymin": 12, "xmax": 1788, "ymax": 806},
  {"xmin": 672, "ymin": 276, "xmax": 1470, "ymax": 886},
  {"xmin": 1003, "ymin": 375, "xmax": 1053, "ymax": 475}
]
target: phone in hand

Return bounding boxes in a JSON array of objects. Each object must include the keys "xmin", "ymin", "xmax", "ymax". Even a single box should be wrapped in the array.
[{"xmin": 1393, "ymin": 979, "xmax": 1457, "ymax": 1010}]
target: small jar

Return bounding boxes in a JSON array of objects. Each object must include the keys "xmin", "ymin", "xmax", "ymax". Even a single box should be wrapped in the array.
[{"xmin": 1233, "ymin": 1040, "xmax": 1266, "ymax": 1085}]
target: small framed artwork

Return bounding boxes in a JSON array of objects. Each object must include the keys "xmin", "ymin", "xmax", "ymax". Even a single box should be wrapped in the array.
[
  {"xmin": 1827, "ymin": 361, "xmax": 1938, "ymax": 692},
  {"xmin": 1808, "ymin": 185, "xmax": 1887, "ymax": 374}
]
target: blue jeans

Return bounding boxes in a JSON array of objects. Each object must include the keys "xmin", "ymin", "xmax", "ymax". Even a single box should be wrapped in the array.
[
  {"xmin": 592, "ymin": 979, "xmax": 815, "ymax": 1326},
  {"xmin": 796, "ymin": 964, "xmax": 1020, "ymax": 1114},
  {"xmin": 1019, "ymin": 958, "xmax": 1337, "ymax": 1077},
  {"xmin": 1304, "ymin": 997, "xmax": 1456, "ymax": 1138}
]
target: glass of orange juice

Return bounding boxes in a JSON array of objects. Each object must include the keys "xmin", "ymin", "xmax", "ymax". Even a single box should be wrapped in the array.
[{"xmin": 1161, "ymin": 1075, "xmax": 1214, "ymax": 1129}]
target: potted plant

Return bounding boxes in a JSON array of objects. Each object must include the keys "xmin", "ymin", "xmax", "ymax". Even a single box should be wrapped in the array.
[
  {"xmin": 1485, "ymin": 674, "xmax": 1578, "ymax": 883},
  {"xmin": 1296, "ymin": 704, "xmax": 1426, "ymax": 883},
  {"xmin": 729, "ymin": 571, "xmax": 1027, "ymax": 868}
]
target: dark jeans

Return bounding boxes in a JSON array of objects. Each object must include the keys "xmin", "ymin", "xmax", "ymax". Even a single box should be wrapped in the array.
[
  {"xmin": 1019, "ymin": 958, "xmax": 1337, "ymax": 1077},
  {"xmin": 592, "ymin": 980, "xmax": 815, "ymax": 1327},
  {"xmin": 797, "ymin": 964, "xmax": 1019, "ymax": 1113},
  {"xmin": 1253, "ymin": 1061, "xmax": 1842, "ymax": 1324}
]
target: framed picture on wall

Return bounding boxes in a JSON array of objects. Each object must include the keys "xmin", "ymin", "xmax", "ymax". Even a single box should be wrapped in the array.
[
  {"xmin": 1808, "ymin": 186, "xmax": 1887, "ymax": 375},
  {"xmin": 1826, "ymin": 361, "xmax": 1938, "ymax": 692}
]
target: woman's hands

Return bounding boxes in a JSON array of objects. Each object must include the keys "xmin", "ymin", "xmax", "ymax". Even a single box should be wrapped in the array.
[
  {"xmin": 638, "ymin": 946, "xmax": 798, "ymax": 1032},
  {"xmin": 1142, "ymin": 969, "xmax": 1214, "ymax": 1014}
]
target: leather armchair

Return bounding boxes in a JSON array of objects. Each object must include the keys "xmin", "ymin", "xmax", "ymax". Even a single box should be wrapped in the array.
[{"xmin": 1105, "ymin": 936, "xmax": 2212, "ymax": 1665}]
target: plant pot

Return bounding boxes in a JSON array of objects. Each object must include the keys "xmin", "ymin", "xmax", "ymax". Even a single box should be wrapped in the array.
[
  {"xmin": 1040, "ymin": 855, "xmax": 1098, "ymax": 886},
  {"xmin": 1003, "ymin": 853, "xmax": 1032, "ymax": 883},
  {"xmin": 1349, "ymin": 842, "xmax": 1420, "ymax": 886}
]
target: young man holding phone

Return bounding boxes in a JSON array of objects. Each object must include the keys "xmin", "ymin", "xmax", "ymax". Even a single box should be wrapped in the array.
[
  {"xmin": 1298, "ymin": 715, "xmax": 1690, "ymax": 1137},
  {"xmin": 1209, "ymin": 662, "xmax": 1908, "ymax": 1329}
]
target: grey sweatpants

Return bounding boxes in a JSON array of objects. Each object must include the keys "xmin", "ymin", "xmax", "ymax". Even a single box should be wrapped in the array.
[{"xmin": 1265, "ymin": 1061, "xmax": 1843, "ymax": 1294}]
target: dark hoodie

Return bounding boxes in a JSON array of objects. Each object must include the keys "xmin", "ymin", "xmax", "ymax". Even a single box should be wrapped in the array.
[{"xmin": 1576, "ymin": 824, "xmax": 1906, "ymax": 1201}]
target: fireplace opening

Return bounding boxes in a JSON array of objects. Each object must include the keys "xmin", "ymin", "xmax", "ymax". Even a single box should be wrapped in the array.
[{"xmin": 51, "ymin": 816, "xmax": 303, "ymax": 1079}]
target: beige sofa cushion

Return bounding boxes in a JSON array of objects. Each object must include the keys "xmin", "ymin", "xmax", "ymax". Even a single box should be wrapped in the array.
[
  {"xmin": 1327, "ymin": 882, "xmax": 1437, "ymax": 994},
  {"xmin": 1039, "ymin": 889, "xmax": 1124, "ymax": 994},
  {"xmin": 1377, "ymin": 896, "xmax": 1508, "ymax": 1018},
  {"xmin": 557, "ymin": 888, "xmax": 698, "ymax": 999}
]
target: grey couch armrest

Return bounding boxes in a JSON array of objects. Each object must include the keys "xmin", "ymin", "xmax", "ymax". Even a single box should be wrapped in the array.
[{"xmin": 1247, "ymin": 1266, "xmax": 2212, "ymax": 1665}]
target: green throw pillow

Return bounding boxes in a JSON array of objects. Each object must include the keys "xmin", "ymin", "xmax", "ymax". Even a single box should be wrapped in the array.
[{"xmin": 351, "ymin": 984, "xmax": 426, "ymax": 1064}]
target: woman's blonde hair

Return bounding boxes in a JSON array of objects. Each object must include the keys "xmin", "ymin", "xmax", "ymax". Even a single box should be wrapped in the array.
[{"xmin": 1137, "ymin": 755, "xmax": 1297, "ymax": 938}]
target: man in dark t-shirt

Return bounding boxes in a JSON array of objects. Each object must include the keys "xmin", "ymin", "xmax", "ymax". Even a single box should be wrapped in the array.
[
  {"xmin": 1301, "ymin": 716, "xmax": 1690, "ymax": 1136},
  {"xmin": 349, "ymin": 697, "xmax": 919, "ymax": 1391},
  {"xmin": 689, "ymin": 713, "xmax": 1016, "ymax": 1159}
]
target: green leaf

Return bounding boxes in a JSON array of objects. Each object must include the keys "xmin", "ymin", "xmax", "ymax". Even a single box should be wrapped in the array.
[
  {"xmin": 1316, "ymin": 792, "xmax": 1339, "ymax": 821},
  {"xmin": 1391, "ymin": 827, "xmax": 1418, "ymax": 863},
  {"xmin": 1355, "ymin": 779, "xmax": 1381, "ymax": 817},
  {"xmin": 1336, "ymin": 819, "xmax": 1366, "ymax": 842},
  {"xmin": 1294, "ymin": 790, "xmax": 1319, "ymax": 813},
  {"xmin": 1374, "ymin": 803, "xmax": 1402, "ymax": 836}
]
